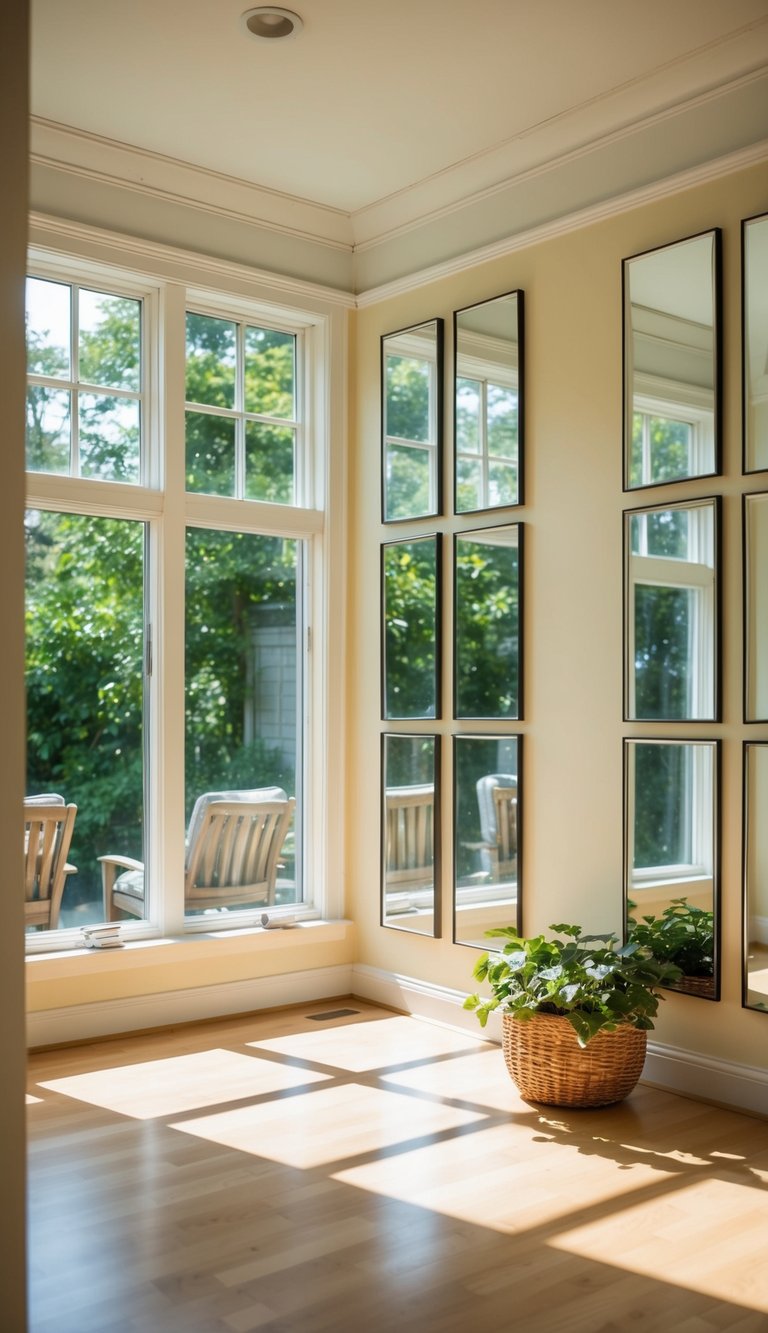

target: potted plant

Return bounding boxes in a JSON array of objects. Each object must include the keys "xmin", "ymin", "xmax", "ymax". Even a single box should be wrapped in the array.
[
  {"xmin": 627, "ymin": 897, "xmax": 715, "ymax": 996},
  {"xmin": 464, "ymin": 922, "xmax": 682, "ymax": 1107}
]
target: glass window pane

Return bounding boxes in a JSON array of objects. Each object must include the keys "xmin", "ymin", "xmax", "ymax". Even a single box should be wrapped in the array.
[
  {"xmin": 26, "ymin": 277, "xmax": 71, "ymax": 379},
  {"xmin": 185, "ymin": 411, "xmax": 236, "ymax": 496},
  {"xmin": 25, "ymin": 510, "xmax": 146, "ymax": 931},
  {"xmin": 649, "ymin": 415, "xmax": 693, "ymax": 483},
  {"xmin": 646, "ymin": 509, "xmax": 689, "ymax": 559},
  {"xmin": 245, "ymin": 422, "xmax": 295, "ymax": 504},
  {"xmin": 633, "ymin": 743, "xmax": 691, "ymax": 869},
  {"xmin": 79, "ymin": 290, "xmax": 141, "ymax": 392},
  {"xmin": 382, "ymin": 537, "xmax": 438, "ymax": 720},
  {"xmin": 382, "ymin": 733, "xmax": 438, "ymax": 936},
  {"xmin": 488, "ymin": 461, "xmax": 517, "ymax": 509},
  {"xmin": 185, "ymin": 313, "xmax": 236, "ymax": 409},
  {"xmin": 456, "ymin": 378, "xmax": 480, "ymax": 453},
  {"xmin": 185, "ymin": 529, "xmax": 301, "ymax": 915},
  {"xmin": 386, "ymin": 354, "xmax": 430, "ymax": 442},
  {"xmin": 634, "ymin": 584, "xmax": 693, "ymax": 719},
  {"xmin": 456, "ymin": 456, "xmax": 481, "ymax": 513},
  {"xmin": 26, "ymin": 386, "xmax": 70, "ymax": 473},
  {"xmin": 79, "ymin": 393, "xmax": 140, "ymax": 483},
  {"xmin": 454, "ymin": 735, "xmax": 520, "ymax": 947},
  {"xmin": 244, "ymin": 326, "xmax": 295, "ymax": 419},
  {"xmin": 455, "ymin": 526, "xmax": 521, "ymax": 719},
  {"xmin": 487, "ymin": 383, "xmax": 518, "ymax": 459},
  {"xmin": 385, "ymin": 444, "xmax": 431, "ymax": 521}
]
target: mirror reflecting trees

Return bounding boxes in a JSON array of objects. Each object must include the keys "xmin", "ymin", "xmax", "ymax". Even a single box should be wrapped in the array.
[
  {"xmin": 454, "ymin": 524, "xmax": 522, "ymax": 719},
  {"xmin": 454, "ymin": 736, "xmax": 521, "ymax": 947},
  {"xmin": 454, "ymin": 292, "xmax": 523, "ymax": 513},
  {"xmin": 743, "ymin": 742, "xmax": 768, "ymax": 1013},
  {"xmin": 743, "ymin": 212, "xmax": 768, "ymax": 474},
  {"xmin": 382, "ymin": 319, "xmax": 443, "ymax": 521},
  {"xmin": 744, "ymin": 491, "xmax": 768, "ymax": 722},
  {"xmin": 624, "ymin": 739, "xmax": 719, "ymax": 999},
  {"xmin": 623, "ymin": 231, "xmax": 720, "ymax": 490},
  {"xmin": 624, "ymin": 498, "xmax": 719, "ymax": 721},
  {"xmin": 382, "ymin": 535, "xmax": 440, "ymax": 720},
  {"xmin": 382, "ymin": 734, "xmax": 440, "ymax": 935}
]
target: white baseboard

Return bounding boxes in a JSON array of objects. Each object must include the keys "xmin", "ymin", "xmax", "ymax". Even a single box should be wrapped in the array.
[
  {"xmin": 27, "ymin": 964, "xmax": 354, "ymax": 1048},
  {"xmin": 351, "ymin": 963, "xmax": 768, "ymax": 1119}
]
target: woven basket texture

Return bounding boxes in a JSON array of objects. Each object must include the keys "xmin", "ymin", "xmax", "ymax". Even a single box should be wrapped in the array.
[
  {"xmin": 667, "ymin": 974, "xmax": 715, "ymax": 998},
  {"xmin": 501, "ymin": 1011, "xmax": 647, "ymax": 1108}
]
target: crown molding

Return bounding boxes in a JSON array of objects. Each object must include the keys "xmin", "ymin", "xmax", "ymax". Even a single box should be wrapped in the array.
[
  {"xmin": 355, "ymin": 138, "xmax": 768, "ymax": 308},
  {"xmin": 28, "ymin": 211, "xmax": 356, "ymax": 310},
  {"xmin": 31, "ymin": 116, "xmax": 355, "ymax": 253}
]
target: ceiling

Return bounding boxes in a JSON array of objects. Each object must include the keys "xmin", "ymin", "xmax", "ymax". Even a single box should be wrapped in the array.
[{"xmin": 28, "ymin": 0, "xmax": 768, "ymax": 292}]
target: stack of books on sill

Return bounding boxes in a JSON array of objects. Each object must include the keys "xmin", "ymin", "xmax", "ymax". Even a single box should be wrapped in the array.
[{"xmin": 81, "ymin": 923, "xmax": 124, "ymax": 950}]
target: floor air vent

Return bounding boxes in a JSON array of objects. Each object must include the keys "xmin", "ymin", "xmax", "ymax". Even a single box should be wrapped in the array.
[{"xmin": 307, "ymin": 1008, "xmax": 361, "ymax": 1021}]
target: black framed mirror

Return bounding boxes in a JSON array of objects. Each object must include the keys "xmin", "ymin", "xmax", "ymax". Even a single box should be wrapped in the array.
[
  {"xmin": 743, "ymin": 742, "xmax": 768, "ymax": 1013},
  {"xmin": 453, "ymin": 734, "xmax": 521, "ymax": 948},
  {"xmin": 381, "ymin": 318, "xmax": 443, "ymax": 522},
  {"xmin": 743, "ymin": 211, "xmax": 768, "ymax": 474},
  {"xmin": 454, "ymin": 291, "xmax": 523, "ymax": 514},
  {"xmin": 623, "ymin": 230, "xmax": 721, "ymax": 491},
  {"xmin": 454, "ymin": 523, "xmax": 522, "ymax": 720},
  {"xmin": 624, "ymin": 497, "xmax": 719, "ymax": 722},
  {"xmin": 382, "ymin": 534, "xmax": 440, "ymax": 720},
  {"xmin": 624, "ymin": 738, "xmax": 719, "ymax": 1000},
  {"xmin": 381, "ymin": 733, "xmax": 440, "ymax": 936},
  {"xmin": 744, "ymin": 491, "xmax": 768, "ymax": 722}
]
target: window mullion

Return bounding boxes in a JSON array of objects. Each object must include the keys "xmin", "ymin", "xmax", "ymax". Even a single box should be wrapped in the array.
[{"xmin": 71, "ymin": 284, "xmax": 80, "ymax": 476}]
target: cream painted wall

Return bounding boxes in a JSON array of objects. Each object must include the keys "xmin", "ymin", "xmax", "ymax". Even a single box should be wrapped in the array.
[
  {"xmin": 1, "ymin": 2, "xmax": 29, "ymax": 1327},
  {"xmin": 348, "ymin": 162, "xmax": 768, "ymax": 1074}
]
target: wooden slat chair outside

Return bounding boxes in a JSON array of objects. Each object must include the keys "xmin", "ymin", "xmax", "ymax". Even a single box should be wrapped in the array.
[
  {"xmin": 475, "ymin": 773, "xmax": 518, "ymax": 881},
  {"xmin": 100, "ymin": 790, "xmax": 295, "ymax": 921},
  {"xmin": 24, "ymin": 801, "xmax": 77, "ymax": 930},
  {"xmin": 384, "ymin": 784, "xmax": 435, "ymax": 893}
]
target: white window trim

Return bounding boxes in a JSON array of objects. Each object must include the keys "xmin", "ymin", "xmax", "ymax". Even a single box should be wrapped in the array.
[
  {"xmin": 25, "ymin": 229, "xmax": 347, "ymax": 952},
  {"xmin": 627, "ymin": 741, "xmax": 715, "ymax": 890}
]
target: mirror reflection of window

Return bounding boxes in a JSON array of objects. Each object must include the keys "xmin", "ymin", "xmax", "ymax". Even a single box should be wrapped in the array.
[
  {"xmin": 624, "ymin": 498, "xmax": 718, "ymax": 721},
  {"xmin": 382, "ymin": 320, "xmax": 443, "ymax": 522},
  {"xmin": 743, "ymin": 212, "xmax": 768, "ymax": 474},
  {"xmin": 624, "ymin": 739, "xmax": 718, "ymax": 999},
  {"xmin": 744, "ymin": 491, "xmax": 768, "ymax": 722},
  {"xmin": 623, "ymin": 231, "xmax": 720, "ymax": 490},
  {"xmin": 453, "ymin": 735, "xmax": 521, "ymax": 948},
  {"xmin": 454, "ymin": 291, "xmax": 522, "ymax": 513},
  {"xmin": 744, "ymin": 742, "xmax": 768, "ymax": 1013},
  {"xmin": 382, "ymin": 535, "xmax": 440, "ymax": 720},
  {"xmin": 381, "ymin": 734, "xmax": 439, "ymax": 936},
  {"xmin": 454, "ymin": 524, "xmax": 522, "ymax": 720}
]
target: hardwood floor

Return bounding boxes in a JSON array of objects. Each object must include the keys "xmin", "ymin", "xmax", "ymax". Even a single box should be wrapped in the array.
[{"xmin": 27, "ymin": 1002, "xmax": 768, "ymax": 1333}]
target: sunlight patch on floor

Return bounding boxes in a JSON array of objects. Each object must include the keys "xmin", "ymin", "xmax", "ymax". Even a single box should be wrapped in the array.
[
  {"xmin": 171, "ymin": 1080, "xmax": 484, "ymax": 1168},
  {"xmin": 249, "ymin": 1013, "xmax": 490, "ymax": 1073},
  {"xmin": 36, "ymin": 1048, "xmax": 329, "ymax": 1118}
]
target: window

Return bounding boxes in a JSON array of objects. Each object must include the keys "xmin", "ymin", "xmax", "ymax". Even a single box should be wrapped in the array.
[
  {"xmin": 383, "ymin": 326, "xmax": 440, "ymax": 520},
  {"xmin": 629, "ymin": 391, "xmax": 714, "ymax": 489},
  {"xmin": 455, "ymin": 365, "xmax": 519, "ymax": 512},
  {"xmin": 627, "ymin": 740, "xmax": 715, "ymax": 887},
  {"xmin": 24, "ymin": 246, "xmax": 334, "ymax": 949}
]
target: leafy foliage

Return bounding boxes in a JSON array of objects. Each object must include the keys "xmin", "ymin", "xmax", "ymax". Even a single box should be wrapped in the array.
[
  {"xmin": 627, "ymin": 897, "xmax": 714, "ymax": 978},
  {"xmin": 464, "ymin": 922, "xmax": 682, "ymax": 1046}
]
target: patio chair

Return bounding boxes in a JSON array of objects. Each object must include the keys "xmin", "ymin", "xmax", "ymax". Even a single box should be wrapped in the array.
[
  {"xmin": 384, "ymin": 783, "xmax": 435, "ymax": 899},
  {"xmin": 99, "ymin": 787, "xmax": 295, "ymax": 921},
  {"xmin": 474, "ymin": 773, "xmax": 518, "ymax": 881},
  {"xmin": 24, "ymin": 799, "xmax": 78, "ymax": 930}
]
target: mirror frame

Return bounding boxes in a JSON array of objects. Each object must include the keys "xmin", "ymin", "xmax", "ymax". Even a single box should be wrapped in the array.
[
  {"xmin": 623, "ymin": 737, "xmax": 720, "ymax": 1001},
  {"xmin": 743, "ymin": 490, "xmax": 768, "ymax": 723},
  {"xmin": 742, "ymin": 740, "xmax": 768, "ymax": 1014},
  {"xmin": 623, "ymin": 496, "xmax": 721, "ymax": 723},
  {"xmin": 452, "ymin": 733, "xmax": 522, "ymax": 948},
  {"xmin": 742, "ymin": 210, "xmax": 768, "ymax": 476},
  {"xmin": 381, "ymin": 532, "xmax": 441, "ymax": 721},
  {"xmin": 380, "ymin": 732, "xmax": 441, "ymax": 937},
  {"xmin": 622, "ymin": 228, "xmax": 722, "ymax": 493},
  {"xmin": 453, "ymin": 289, "xmax": 524, "ymax": 516},
  {"xmin": 453, "ymin": 522, "xmax": 524, "ymax": 721},
  {"xmin": 381, "ymin": 317, "xmax": 444, "ymax": 523}
]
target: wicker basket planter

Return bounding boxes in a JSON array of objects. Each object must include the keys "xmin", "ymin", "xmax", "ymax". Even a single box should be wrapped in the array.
[{"xmin": 501, "ymin": 1011, "xmax": 647, "ymax": 1108}]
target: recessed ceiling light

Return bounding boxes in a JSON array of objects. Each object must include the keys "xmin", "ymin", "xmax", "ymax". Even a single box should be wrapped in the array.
[{"xmin": 241, "ymin": 7, "xmax": 303, "ymax": 40}]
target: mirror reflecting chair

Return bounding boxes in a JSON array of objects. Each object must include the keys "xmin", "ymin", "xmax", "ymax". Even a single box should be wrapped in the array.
[
  {"xmin": 381, "ymin": 733, "xmax": 440, "ymax": 936},
  {"xmin": 474, "ymin": 774, "xmax": 518, "ymax": 882},
  {"xmin": 100, "ymin": 788, "xmax": 295, "ymax": 921},
  {"xmin": 24, "ymin": 798, "xmax": 78, "ymax": 930}
]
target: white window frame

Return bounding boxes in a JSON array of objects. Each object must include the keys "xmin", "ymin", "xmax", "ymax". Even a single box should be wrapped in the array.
[
  {"xmin": 627, "ymin": 740, "xmax": 715, "ymax": 891},
  {"xmin": 455, "ymin": 343, "xmax": 519, "ymax": 511},
  {"xmin": 631, "ymin": 380, "xmax": 714, "ymax": 487},
  {"xmin": 24, "ymin": 238, "xmax": 344, "ymax": 952}
]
